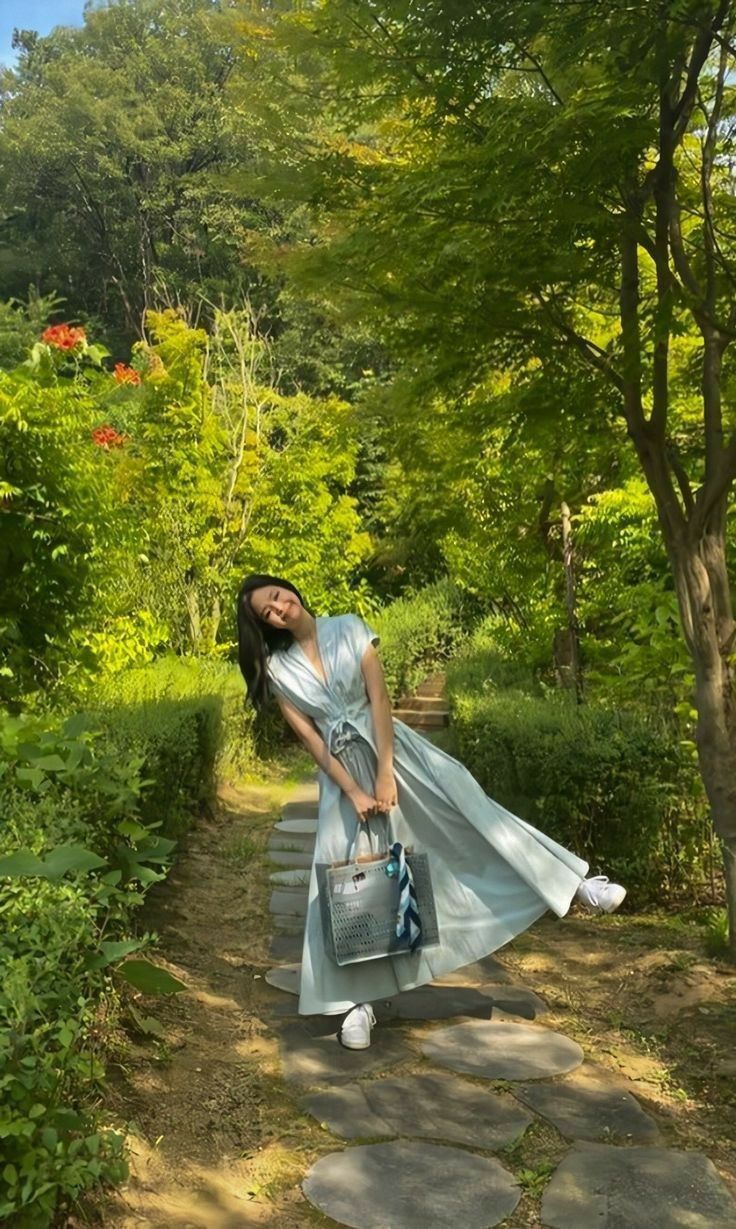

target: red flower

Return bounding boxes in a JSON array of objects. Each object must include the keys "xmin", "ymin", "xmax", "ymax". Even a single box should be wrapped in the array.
[
  {"xmin": 92, "ymin": 425, "xmax": 126, "ymax": 449},
  {"xmin": 41, "ymin": 323, "xmax": 87, "ymax": 350},
  {"xmin": 113, "ymin": 362, "xmax": 141, "ymax": 385}
]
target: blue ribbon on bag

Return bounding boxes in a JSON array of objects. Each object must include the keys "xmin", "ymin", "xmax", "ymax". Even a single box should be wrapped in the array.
[{"xmin": 388, "ymin": 841, "xmax": 422, "ymax": 951}]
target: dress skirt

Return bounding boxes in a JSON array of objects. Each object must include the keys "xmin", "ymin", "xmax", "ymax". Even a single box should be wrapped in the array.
[{"xmin": 297, "ymin": 723, "xmax": 588, "ymax": 1016}]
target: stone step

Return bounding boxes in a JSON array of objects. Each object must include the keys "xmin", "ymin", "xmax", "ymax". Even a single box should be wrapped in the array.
[
  {"xmin": 275, "ymin": 818, "xmax": 318, "ymax": 835},
  {"xmin": 265, "ymin": 963, "xmax": 301, "ymax": 995},
  {"xmin": 272, "ymin": 913, "xmax": 307, "ymax": 935},
  {"xmin": 393, "ymin": 708, "xmax": 449, "ymax": 728},
  {"xmin": 269, "ymin": 889, "xmax": 309, "ymax": 918},
  {"xmin": 282, "ymin": 799, "xmax": 319, "ymax": 821},
  {"xmin": 268, "ymin": 848, "xmax": 315, "ymax": 870},
  {"xmin": 270, "ymin": 868, "xmax": 311, "ymax": 887},
  {"xmin": 268, "ymin": 833, "xmax": 316, "ymax": 854},
  {"xmin": 397, "ymin": 695, "xmax": 449, "ymax": 713},
  {"xmin": 269, "ymin": 933, "xmax": 303, "ymax": 962}
]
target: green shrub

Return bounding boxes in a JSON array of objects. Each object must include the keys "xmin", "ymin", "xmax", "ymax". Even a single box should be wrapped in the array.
[
  {"xmin": 0, "ymin": 718, "xmax": 147, "ymax": 1226},
  {"xmin": 373, "ymin": 579, "xmax": 476, "ymax": 702},
  {"xmin": 0, "ymin": 868, "xmax": 129, "ymax": 1227},
  {"xmin": 87, "ymin": 655, "xmax": 256, "ymax": 834},
  {"xmin": 448, "ymin": 685, "xmax": 709, "ymax": 904},
  {"xmin": 445, "ymin": 616, "xmax": 542, "ymax": 699},
  {"xmin": 0, "ymin": 653, "xmax": 247, "ymax": 1225}
]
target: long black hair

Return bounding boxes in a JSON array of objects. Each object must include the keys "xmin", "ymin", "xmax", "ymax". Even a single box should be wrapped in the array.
[{"xmin": 236, "ymin": 573, "xmax": 312, "ymax": 709}]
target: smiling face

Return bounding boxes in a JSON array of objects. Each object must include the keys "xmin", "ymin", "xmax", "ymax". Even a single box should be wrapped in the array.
[{"xmin": 248, "ymin": 583, "xmax": 304, "ymax": 631}]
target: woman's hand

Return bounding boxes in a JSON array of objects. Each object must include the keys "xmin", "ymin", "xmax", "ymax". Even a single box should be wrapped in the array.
[
  {"xmin": 347, "ymin": 786, "xmax": 379, "ymax": 823},
  {"xmin": 374, "ymin": 769, "xmax": 398, "ymax": 813}
]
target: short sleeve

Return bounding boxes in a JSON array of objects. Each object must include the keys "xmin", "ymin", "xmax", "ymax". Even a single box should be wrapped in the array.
[{"xmin": 351, "ymin": 613, "xmax": 380, "ymax": 657}]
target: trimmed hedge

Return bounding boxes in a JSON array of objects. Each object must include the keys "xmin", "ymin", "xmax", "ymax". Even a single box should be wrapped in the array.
[
  {"xmin": 0, "ymin": 654, "xmax": 251, "ymax": 1226},
  {"xmin": 447, "ymin": 661, "xmax": 710, "ymax": 904},
  {"xmin": 89, "ymin": 655, "xmax": 255, "ymax": 836}
]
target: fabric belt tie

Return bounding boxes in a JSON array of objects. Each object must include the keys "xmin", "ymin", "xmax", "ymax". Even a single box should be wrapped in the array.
[
  {"xmin": 391, "ymin": 841, "xmax": 422, "ymax": 951},
  {"xmin": 326, "ymin": 716, "xmax": 361, "ymax": 757}
]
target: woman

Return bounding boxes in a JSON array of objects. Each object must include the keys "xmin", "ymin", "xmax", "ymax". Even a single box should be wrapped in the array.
[{"xmin": 237, "ymin": 573, "xmax": 626, "ymax": 1050}]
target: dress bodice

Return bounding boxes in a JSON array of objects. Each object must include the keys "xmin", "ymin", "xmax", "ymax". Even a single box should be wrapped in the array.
[{"xmin": 266, "ymin": 614, "xmax": 380, "ymax": 754}]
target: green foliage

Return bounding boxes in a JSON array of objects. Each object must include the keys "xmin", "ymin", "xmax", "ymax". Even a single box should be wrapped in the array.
[
  {"xmin": 0, "ymin": 721, "xmax": 140, "ymax": 1225},
  {"xmin": 0, "ymin": 869, "xmax": 130, "ymax": 1227},
  {"xmin": 0, "ymin": 303, "xmax": 372, "ymax": 705},
  {"xmin": 372, "ymin": 580, "xmax": 476, "ymax": 702},
  {"xmin": 446, "ymin": 618, "xmax": 542, "ymax": 698},
  {"xmin": 0, "ymin": 291, "xmax": 66, "ymax": 370},
  {"xmin": 0, "ymin": 651, "xmax": 244, "ymax": 1225},
  {"xmin": 240, "ymin": 0, "xmax": 736, "ymax": 883},
  {"xmin": 0, "ymin": 0, "xmax": 250, "ymax": 344},
  {"xmin": 702, "ymin": 908, "xmax": 729, "ymax": 958},
  {"xmin": 0, "ymin": 328, "xmax": 131, "ymax": 704},
  {"xmin": 575, "ymin": 480, "xmax": 696, "ymax": 713},
  {"xmin": 89, "ymin": 654, "xmax": 257, "ymax": 825},
  {"xmin": 448, "ymin": 650, "xmax": 711, "ymax": 904},
  {"xmin": 85, "ymin": 303, "xmax": 370, "ymax": 659}
]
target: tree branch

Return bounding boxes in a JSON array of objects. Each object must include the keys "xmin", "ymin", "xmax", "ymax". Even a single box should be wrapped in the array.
[
  {"xmin": 618, "ymin": 216, "xmax": 647, "ymax": 434},
  {"xmin": 533, "ymin": 290, "xmax": 625, "ymax": 393},
  {"xmin": 692, "ymin": 429, "xmax": 736, "ymax": 537},
  {"xmin": 666, "ymin": 442, "xmax": 696, "ymax": 516},
  {"xmin": 672, "ymin": 0, "xmax": 731, "ymax": 144},
  {"xmin": 514, "ymin": 42, "xmax": 564, "ymax": 105}
]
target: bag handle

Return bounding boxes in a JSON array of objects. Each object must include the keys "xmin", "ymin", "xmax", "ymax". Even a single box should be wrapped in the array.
[{"xmin": 346, "ymin": 812, "xmax": 394, "ymax": 863}]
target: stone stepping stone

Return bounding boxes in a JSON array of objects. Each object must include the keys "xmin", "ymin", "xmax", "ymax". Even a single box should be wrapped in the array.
[
  {"xmin": 269, "ymin": 889, "xmax": 308, "ymax": 918},
  {"xmin": 279, "ymin": 1022, "xmax": 411, "ymax": 1086},
  {"xmin": 268, "ymin": 999, "xmax": 339, "ymax": 1035},
  {"xmin": 282, "ymin": 799, "xmax": 319, "ymax": 820},
  {"xmin": 268, "ymin": 848, "xmax": 314, "ymax": 869},
  {"xmin": 271, "ymin": 913, "xmax": 306, "ymax": 935},
  {"xmin": 263, "ymin": 972, "xmax": 539, "ymax": 1023},
  {"xmin": 514, "ymin": 1066, "xmax": 661, "ymax": 1143},
  {"xmin": 431, "ymin": 954, "xmax": 513, "ymax": 986},
  {"xmin": 541, "ymin": 1142, "xmax": 736, "ymax": 1229},
  {"xmin": 303, "ymin": 1140, "xmax": 520, "ymax": 1228},
  {"xmin": 268, "ymin": 831, "xmax": 315, "ymax": 854},
  {"xmin": 269, "ymin": 934, "xmax": 302, "ymax": 962},
  {"xmin": 269, "ymin": 868, "xmax": 311, "ymax": 887},
  {"xmin": 377, "ymin": 984, "xmax": 494, "ymax": 1021},
  {"xmin": 422, "ymin": 1019, "xmax": 583, "ymax": 1081},
  {"xmin": 304, "ymin": 1070, "xmax": 532, "ymax": 1148},
  {"xmin": 375, "ymin": 981, "xmax": 544, "ymax": 1022},
  {"xmin": 265, "ymin": 963, "xmax": 300, "ymax": 995},
  {"xmin": 478, "ymin": 982, "xmax": 547, "ymax": 1019},
  {"xmin": 275, "ymin": 818, "xmax": 317, "ymax": 835}
]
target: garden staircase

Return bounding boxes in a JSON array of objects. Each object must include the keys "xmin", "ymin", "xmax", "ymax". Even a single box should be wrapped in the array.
[{"xmin": 392, "ymin": 672, "xmax": 449, "ymax": 732}]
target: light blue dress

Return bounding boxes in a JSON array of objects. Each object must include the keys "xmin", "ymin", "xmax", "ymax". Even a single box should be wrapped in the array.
[{"xmin": 266, "ymin": 614, "xmax": 588, "ymax": 1017}]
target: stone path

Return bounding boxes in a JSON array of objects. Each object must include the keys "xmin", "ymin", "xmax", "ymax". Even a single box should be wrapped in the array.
[{"xmin": 263, "ymin": 770, "xmax": 736, "ymax": 1228}]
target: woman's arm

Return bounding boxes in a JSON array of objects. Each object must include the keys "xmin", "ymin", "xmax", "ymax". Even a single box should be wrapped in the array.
[
  {"xmin": 275, "ymin": 694, "xmax": 378, "ymax": 822},
  {"xmin": 361, "ymin": 645, "xmax": 398, "ymax": 812}
]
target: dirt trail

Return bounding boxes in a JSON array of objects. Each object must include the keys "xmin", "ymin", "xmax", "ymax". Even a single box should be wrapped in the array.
[
  {"xmin": 100, "ymin": 778, "xmax": 325, "ymax": 1229},
  {"xmin": 97, "ymin": 775, "xmax": 736, "ymax": 1228}
]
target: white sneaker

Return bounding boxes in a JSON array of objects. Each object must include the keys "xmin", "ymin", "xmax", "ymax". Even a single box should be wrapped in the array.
[
  {"xmin": 338, "ymin": 1003, "xmax": 376, "ymax": 1050},
  {"xmin": 576, "ymin": 875, "xmax": 627, "ymax": 914}
]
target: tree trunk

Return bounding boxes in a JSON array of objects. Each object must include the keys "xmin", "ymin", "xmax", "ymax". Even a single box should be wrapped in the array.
[
  {"xmin": 185, "ymin": 581, "xmax": 202, "ymax": 653},
  {"xmin": 560, "ymin": 501, "xmax": 584, "ymax": 704},
  {"xmin": 671, "ymin": 537, "xmax": 736, "ymax": 957}
]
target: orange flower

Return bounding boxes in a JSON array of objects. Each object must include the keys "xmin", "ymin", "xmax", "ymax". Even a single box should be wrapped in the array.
[
  {"xmin": 92, "ymin": 425, "xmax": 126, "ymax": 449},
  {"xmin": 113, "ymin": 362, "xmax": 141, "ymax": 385},
  {"xmin": 41, "ymin": 323, "xmax": 87, "ymax": 350}
]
